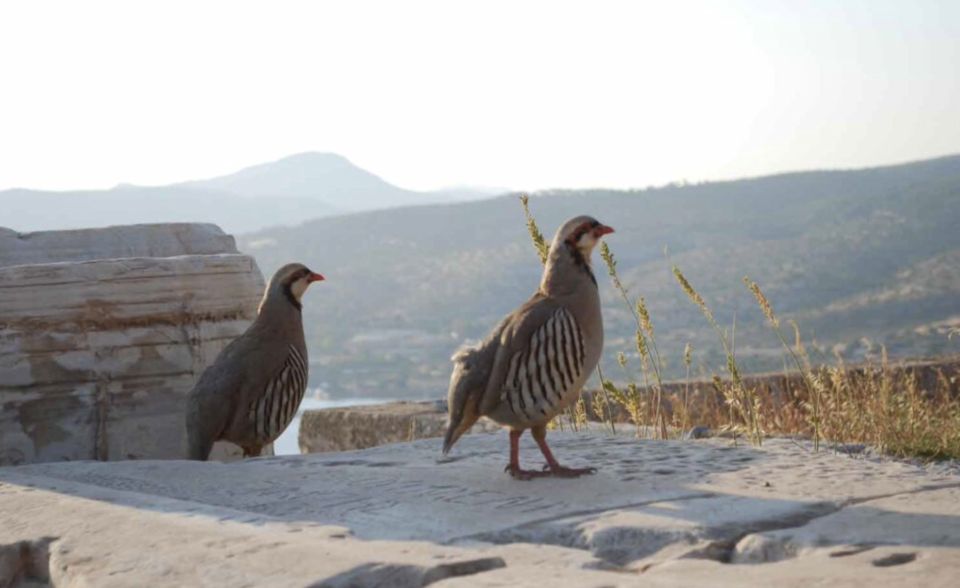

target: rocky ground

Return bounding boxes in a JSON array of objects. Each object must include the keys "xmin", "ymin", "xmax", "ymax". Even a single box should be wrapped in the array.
[{"xmin": 2, "ymin": 430, "xmax": 959, "ymax": 586}]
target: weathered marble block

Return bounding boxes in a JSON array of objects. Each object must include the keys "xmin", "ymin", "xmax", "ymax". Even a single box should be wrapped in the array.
[
  {"xmin": 0, "ymin": 224, "xmax": 266, "ymax": 465},
  {"xmin": 298, "ymin": 400, "xmax": 500, "ymax": 453},
  {"xmin": 0, "ymin": 223, "xmax": 236, "ymax": 267}
]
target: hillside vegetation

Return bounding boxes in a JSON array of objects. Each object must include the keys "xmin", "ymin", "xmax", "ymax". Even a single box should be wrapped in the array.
[{"xmin": 239, "ymin": 155, "xmax": 960, "ymax": 400}]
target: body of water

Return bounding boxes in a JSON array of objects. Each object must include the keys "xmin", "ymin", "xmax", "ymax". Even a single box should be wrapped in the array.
[{"xmin": 274, "ymin": 395, "xmax": 387, "ymax": 455}]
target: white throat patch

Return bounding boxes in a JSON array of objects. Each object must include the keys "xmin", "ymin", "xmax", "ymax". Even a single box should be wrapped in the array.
[{"xmin": 289, "ymin": 277, "xmax": 309, "ymax": 301}]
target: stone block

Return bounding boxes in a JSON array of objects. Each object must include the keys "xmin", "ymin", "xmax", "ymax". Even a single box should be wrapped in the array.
[
  {"xmin": 0, "ymin": 223, "xmax": 266, "ymax": 464},
  {"xmin": 298, "ymin": 400, "xmax": 500, "ymax": 453}
]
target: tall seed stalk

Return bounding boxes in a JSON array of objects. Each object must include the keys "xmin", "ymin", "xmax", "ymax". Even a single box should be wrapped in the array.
[
  {"xmin": 673, "ymin": 266, "xmax": 763, "ymax": 444},
  {"xmin": 743, "ymin": 276, "xmax": 824, "ymax": 450},
  {"xmin": 599, "ymin": 238, "xmax": 670, "ymax": 437},
  {"xmin": 680, "ymin": 342, "xmax": 693, "ymax": 434}
]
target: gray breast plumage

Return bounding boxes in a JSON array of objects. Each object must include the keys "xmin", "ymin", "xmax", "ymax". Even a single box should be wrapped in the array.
[
  {"xmin": 248, "ymin": 344, "xmax": 308, "ymax": 442},
  {"xmin": 502, "ymin": 307, "xmax": 585, "ymax": 422}
]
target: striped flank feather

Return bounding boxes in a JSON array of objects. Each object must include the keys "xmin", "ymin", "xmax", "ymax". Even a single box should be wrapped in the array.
[
  {"xmin": 505, "ymin": 307, "xmax": 585, "ymax": 421},
  {"xmin": 249, "ymin": 344, "xmax": 308, "ymax": 443}
]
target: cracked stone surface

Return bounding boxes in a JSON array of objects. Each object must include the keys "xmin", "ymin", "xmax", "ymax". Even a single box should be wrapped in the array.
[
  {"xmin": 1, "ymin": 431, "xmax": 958, "ymax": 586},
  {"xmin": 732, "ymin": 486, "xmax": 960, "ymax": 563}
]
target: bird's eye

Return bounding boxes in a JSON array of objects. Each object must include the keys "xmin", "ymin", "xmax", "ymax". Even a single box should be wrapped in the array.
[{"xmin": 590, "ymin": 220, "xmax": 599, "ymax": 228}]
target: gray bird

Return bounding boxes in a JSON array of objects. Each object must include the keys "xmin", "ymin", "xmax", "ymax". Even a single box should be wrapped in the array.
[
  {"xmin": 442, "ymin": 215, "xmax": 614, "ymax": 479},
  {"xmin": 186, "ymin": 262, "xmax": 324, "ymax": 460}
]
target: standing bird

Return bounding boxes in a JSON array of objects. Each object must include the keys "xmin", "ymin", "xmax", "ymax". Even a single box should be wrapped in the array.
[
  {"xmin": 186, "ymin": 263, "xmax": 324, "ymax": 460},
  {"xmin": 442, "ymin": 216, "xmax": 613, "ymax": 479}
]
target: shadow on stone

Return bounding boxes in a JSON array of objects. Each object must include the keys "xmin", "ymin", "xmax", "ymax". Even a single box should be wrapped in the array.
[
  {"xmin": 313, "ymin": 557, "xmax": 506, "ymax": 588},
  {"xmin": 872, "ymin": 552, "xmax": 917, "ymax": 567}
]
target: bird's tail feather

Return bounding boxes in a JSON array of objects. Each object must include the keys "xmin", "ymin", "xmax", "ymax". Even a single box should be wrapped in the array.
[
  {"xmin": 442, "ymin": 422, "xmax": 459, "ymax": 455},
  {"xmin": 185, "ymin": 401, "xmax": 214, "ymax": 461}
]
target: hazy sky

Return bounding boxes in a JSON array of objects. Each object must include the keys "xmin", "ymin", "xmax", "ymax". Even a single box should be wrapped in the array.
[{"xmin": 1, "ymin": 0, "xmax": 958, "ymax": 192}]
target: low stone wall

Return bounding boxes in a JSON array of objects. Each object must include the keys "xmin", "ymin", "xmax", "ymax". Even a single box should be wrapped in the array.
[
  {"xmin": 579, "ymin": 355, "xmax": 960, "ymax": 424},
  {"xmin": 298, "ymin": 356, "xmax": 960, "ymax": 454},
  {"xmin": 0, "ymin": 223, "xmax": 266, "ymax": 465},
  {"xmin": 298, "ymin": 400, "xmax": 500, "ymax": 454}
]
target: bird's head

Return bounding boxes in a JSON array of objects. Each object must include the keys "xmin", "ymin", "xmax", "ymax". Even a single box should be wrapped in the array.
[
  {"xmin": 260, "ymin": 262, "xmax": 325, "ymax": 313},
  {"xmin": 541, "ymin": 215, "xmax": 614, "ymax": 293},
  {"xmin": 553, "ymin": 215, "xmax": 615, "ymax": 258}
]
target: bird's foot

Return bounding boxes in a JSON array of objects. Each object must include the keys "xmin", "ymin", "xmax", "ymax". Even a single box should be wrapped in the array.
[
  {"xmin": 542, "ymin": 464, "xmax": 598, "ymax": 478},
  {"xmin": 504, "ymin": 464, "xmax": 551, "ymax": 481}
]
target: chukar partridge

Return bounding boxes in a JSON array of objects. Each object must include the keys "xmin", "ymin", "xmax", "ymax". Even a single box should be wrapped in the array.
[
  {"xmin": 443, "ymin": 216, "xmax": 613, "ymax": 479},
  {"xmin": 186, "ymin": 263, "xmax": 324, "ymax": 460}
]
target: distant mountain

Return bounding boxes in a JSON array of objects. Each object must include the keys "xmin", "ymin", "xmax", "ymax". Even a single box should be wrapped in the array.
[
  {"xmin": 0, "ymin": 186, "xmax": 337, "ymax": 235},
  {"xmin": 177, "ymin": 152, "xmax": 460, "ymax": 211},
  {"xmin": 237, "ymin": 154, "xmax": 960, "ymax": 401},
  {"xmin": 0, "ymin": 153, "xmax": 497, "ymax": 234}
]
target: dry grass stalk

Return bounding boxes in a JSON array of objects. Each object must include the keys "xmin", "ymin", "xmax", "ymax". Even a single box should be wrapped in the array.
[
  {"xmin": 519, "ymin": 195, "xmax": 549, "ymax": 265},
  {"xmin": 674, "ymin": 266, "xmax": 762, "ymax": 444}
]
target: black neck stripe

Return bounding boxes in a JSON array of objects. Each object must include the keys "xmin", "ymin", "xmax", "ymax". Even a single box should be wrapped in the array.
[
  {"xmin": 564, "ymin": 241, "xmax": 597, "ymax": 286},
  {"xmin": 283, "ymin": 282, "xmax": 303, "ymax": 311}
]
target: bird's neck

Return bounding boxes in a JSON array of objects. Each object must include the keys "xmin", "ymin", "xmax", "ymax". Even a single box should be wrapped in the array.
[
  {"xmin": 540, "ymin": 242, "xmax": 597, "ymax": 295},
  {"xmin": 258, "ymin": 284, "xmax": 302, "ymax": 315},
  {"xmin": 254, "ymin": 288, "xmax": 306, "ymax": 340},
  {"xmin": 283, "ymin": 284, "xmax": 303, "ymax": 312}
]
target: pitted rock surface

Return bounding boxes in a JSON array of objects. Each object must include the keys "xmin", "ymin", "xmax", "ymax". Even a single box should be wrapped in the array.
[{"xmin": 2, "ymin": 431, "xmax": 959, "ymax": 586}]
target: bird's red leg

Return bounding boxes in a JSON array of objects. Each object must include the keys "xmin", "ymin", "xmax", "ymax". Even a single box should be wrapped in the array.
[
  {"xmin": 504, "ymin": 429, "xmax": 549, "ymax": 480},
  {"xmin": 532, "ymin": 424, "xmax": 597, "ymax": 477}
]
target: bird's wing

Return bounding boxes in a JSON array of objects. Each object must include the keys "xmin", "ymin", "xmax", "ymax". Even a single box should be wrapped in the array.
[
  {"xmin": 186, "ymin": 334, "xmax": 252, "ymax": 446},
  {"xmin": 188, "ymin": 328, "xmax": 294, "ymax": 427},
  {"xmin": 245, "ymin": 343, "xmax": 309, "ymax": 442},
  {"xmin": 480, "ymin": 293, "xmax": 586, "ymax": 422}
]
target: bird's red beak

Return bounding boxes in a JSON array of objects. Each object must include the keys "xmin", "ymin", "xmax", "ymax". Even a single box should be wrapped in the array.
[
  {"xmin": 308, "ymin": 272, "xmax": 325, "ymax": 283},
  {"xmin": 593, "ymin": 224, "xmax": 615, "ymax": 237}
]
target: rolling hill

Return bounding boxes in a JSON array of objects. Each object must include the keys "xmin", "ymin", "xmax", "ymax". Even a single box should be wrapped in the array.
[{"xmin": 237, "ymin": 154, "xmax": 960, "ymax": 400}]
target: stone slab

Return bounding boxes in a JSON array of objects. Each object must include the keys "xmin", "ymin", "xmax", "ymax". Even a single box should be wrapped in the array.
[
  {"xmin": 1, "ymin": 432, "xmax": 958, "ymax": 585},
  {"xmin": 732, "ymin": 485, "xmax": 960, "ymax": 563},
  {"xmin": 0, "ymin": 475, "xmax": 514, "ymax": 587}
]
